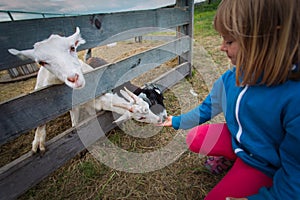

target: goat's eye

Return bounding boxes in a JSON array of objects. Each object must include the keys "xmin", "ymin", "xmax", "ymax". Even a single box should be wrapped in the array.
[
  {"xmin": 139, "ymin": 117, "xmax": 146, "ymax": 120},
  {"xmin": 70, "ymin": 46, "xmax": 76, "ymax": 52},
  {"xmin": 38, "ymin": 61, "xmax": 48, "ymax": 66},
  {"xmin": 143, "ymin": 108, "xmax": 149, "ymax": 113}
]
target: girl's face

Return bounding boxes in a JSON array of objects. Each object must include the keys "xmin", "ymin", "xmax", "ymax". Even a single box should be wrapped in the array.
[{"xmin": 220, "ymin": 36, "xmax": 239, "ymax": 65}]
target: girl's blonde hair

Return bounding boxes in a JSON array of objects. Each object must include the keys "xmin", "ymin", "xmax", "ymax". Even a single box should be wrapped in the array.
[{"xmin": 214, "ymin": 0, "xmax": 300, "ymax": 86}]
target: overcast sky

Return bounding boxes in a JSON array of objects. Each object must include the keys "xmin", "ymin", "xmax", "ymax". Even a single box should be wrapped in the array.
[
  {"xmin": 0, "ymin": 0, "xmax": 205, "ymax": 21},
  {"xmin": 0, "ymin": 0, "xmax": 177, "ymax": 14}
]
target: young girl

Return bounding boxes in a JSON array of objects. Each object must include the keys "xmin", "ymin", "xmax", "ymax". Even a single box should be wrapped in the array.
[{"xmin": 160, "ymin": 0, "xmax": 300, "ymax": 199}]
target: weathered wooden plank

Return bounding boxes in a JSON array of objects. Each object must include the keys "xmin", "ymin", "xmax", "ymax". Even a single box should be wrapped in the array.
[
  {"xmin": 0, "ymin": 37, "xmax": 190, "ymax": 145},
  {"xmin": 0, "ymin": 6, "xmax": 190, "ymax": 70},
  {"xmin": 0, "ymin": 62, "xmax": 190, "ymax": 200},
  {"xmin": 153, "ymin": 62, "xmax": 191, "ymax": 91}
]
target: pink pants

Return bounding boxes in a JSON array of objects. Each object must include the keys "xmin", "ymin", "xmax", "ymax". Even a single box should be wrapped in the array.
[{"xmin": 186, "ymin": 123, "xmax": 273, "ymax": 200}]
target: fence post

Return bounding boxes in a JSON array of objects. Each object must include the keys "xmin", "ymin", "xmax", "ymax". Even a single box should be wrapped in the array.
[{"xmin": 176, "ymin": 0, "xmax": 194, "ymax": 77}]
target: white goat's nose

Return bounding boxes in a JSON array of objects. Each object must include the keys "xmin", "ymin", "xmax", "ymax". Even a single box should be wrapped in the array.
[
  {"xmin": 67, "ymin": 73, "xmax": 79, "ymax": 83},
  {"xmin": 158, "ymin": 118, "xmax": 163, "ymax": 123}
]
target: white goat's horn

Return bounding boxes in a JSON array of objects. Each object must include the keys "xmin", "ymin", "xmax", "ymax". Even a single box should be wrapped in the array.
[
  {"xmin": 124, "ymin": 87, "xmax": 141, "ymax": 104},
  {"xmin": 68, "ymin": 27, "xmax": 79, "ymax": 39},
  {"xmin": 75, "ymin": 27, "xmax": 80, "ymax": 34},
  {"xmin": 113, "ymin": 103, "xmax": 133, "ymax": 113},
  {"xmin": 67, "ymin": 27, "xmax": 85, "ymax": 45}
]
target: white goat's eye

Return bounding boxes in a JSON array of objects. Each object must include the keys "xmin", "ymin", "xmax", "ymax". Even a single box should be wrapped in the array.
[
  {"xmin": 143, "ymin": 108, "xmax": 149, "ymax": 113},
  {"xmin": 70, "ymin": 46, "xmax": 76, "ymax": 52},
  {"xmin": 38, "ymin": 61, "xmax": 48, "ymax": 66}
]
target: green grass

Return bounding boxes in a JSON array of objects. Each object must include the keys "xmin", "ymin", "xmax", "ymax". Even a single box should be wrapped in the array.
[
  {"xmin": 194, "ymin": 1, "xmax": 221, "ymax": 37},
  {"xmin": 79, "ymin": 161, "xmax": 99, "ymax": 179}
]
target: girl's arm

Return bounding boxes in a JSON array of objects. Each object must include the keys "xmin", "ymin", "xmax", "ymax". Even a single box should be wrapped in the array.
[{"xmin": 171, "ymin": 76, "xmax": 225, "ymax": 130}]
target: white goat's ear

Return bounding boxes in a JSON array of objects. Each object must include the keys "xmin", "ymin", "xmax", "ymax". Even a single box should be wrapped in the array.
[
  {"xmin": 120, "ymin": 89, "xmax": 133, "ymax": 103},
  {"xmin": 75, "ymin": 36, "xmax": 85, "ymax": 47},
  {"xmin": 120, "ymin": 87, "xmax": 141, "ymax": 103},
  {"xmin": 113, "ymin": 112, "xmax": 131, "ymax": 123},
  {"xmin": 8, "ymin": 48, "xmax": 36, "ymax": 61},
  {"xmin": 113, "ymin": 103, "xmax": 133, "ymax": 112}
]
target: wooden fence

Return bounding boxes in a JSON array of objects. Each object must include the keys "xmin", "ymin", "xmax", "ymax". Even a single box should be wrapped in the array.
[{"xmin": 0, "ymin": 0, "xmax": 194, "ymax": 199}]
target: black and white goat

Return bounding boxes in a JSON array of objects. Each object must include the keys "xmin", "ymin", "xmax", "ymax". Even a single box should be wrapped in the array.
[{"xmin": 8, "ymin": 27, "xmax": 166, "ymax": 153}]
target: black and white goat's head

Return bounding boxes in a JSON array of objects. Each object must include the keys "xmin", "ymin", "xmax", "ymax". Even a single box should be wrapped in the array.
[{"xmin": 136, "ymin": 84, "xmax": 167, "ymax": 122}]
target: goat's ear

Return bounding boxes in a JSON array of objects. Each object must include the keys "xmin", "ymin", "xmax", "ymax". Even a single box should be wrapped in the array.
[
  {"xmin": 113, "ymin": 112, "xmax": 131, "ymax": 123},
  {"xmin": 8, "ymin": 48, "xmax": 36, "ymax": 61},
  {"xmin": 120, "ymin": 89, "xmax": 133, "ymax": 103},
  {"xmin": 120, "ymin": 87, "xmax": 141, "ymax": 103},
  {"xmin": 75, "ymin": 38, "xmax": 85, "ymax": 47},
  {"xmin": 113, "ymin": 103, "xmax": 133, "ymax": 112}
]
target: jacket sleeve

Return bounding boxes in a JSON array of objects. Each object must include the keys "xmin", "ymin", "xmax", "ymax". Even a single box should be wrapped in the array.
[
  {"xmin": 248, "ymin": 99, "xmax": 300, "ymax": 200},
  {"xmin": 172, "ymin": 76, "xmax": 225, "ymax": 130}
]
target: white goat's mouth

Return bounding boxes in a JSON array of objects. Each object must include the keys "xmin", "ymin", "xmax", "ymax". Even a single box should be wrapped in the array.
[
  {"xmin": 137, "ymin": 115, "xmax": 161, "ymax": 123},
  {"xmin": 65, "ymin": 80, "xmax": 85, "ymax": 89},
  {"xmin": 138, "ymin": 117, "xmax": 146, "ymax": 121}
]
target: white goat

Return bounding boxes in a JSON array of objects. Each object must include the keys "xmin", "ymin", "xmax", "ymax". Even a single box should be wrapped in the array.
[{"xmin": 8, "ymin": 27, "xmax": 161, "ymax": 153}]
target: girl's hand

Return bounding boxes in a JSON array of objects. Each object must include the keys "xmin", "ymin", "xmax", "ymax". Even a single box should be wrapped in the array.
[
  {"xmin": 157, "ymin": 116, "xmax": 173, "ymax": 127},
  {"xmin": 226, "ymin": 198, "xmax": 248, "ymax": 200}
]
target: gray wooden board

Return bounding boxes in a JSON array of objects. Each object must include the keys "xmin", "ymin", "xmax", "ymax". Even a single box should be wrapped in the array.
[
  {"xmin": 0, "ymin": 37, "xmax": 190, "ymax": 145},
  {"xmin": 0, "ymin": 62, "xmax": 190, "ymax": 200},
  {"xmin": 153, "ymin": 62, "xmax": 191, "ymax": 91},
  {"xmin": 0, "ymin": 6, "xmax": 190, "ymax": 70}
]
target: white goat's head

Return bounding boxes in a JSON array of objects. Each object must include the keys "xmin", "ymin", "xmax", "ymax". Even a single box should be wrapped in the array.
[
  {"xmin": 8, "ymin": 27, "xmax": 86, "ymax": 89},
  {"xmin": 113, "ymin": 87, "xmax": 162, "ymax": 124}
]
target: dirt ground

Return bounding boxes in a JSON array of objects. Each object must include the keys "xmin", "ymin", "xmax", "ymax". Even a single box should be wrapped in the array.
[{"xmin": 0, "ymin": 35, "xmax": 229, "ymax": 199}]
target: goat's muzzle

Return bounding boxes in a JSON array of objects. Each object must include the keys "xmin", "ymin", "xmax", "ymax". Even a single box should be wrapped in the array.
[
  {"xmin": 67, "ymin": 73, "xmax": 79, "ymax": 83},
  {"xmin": 66, "ymin": 73, "xmax": 84, "ymax": 88}
]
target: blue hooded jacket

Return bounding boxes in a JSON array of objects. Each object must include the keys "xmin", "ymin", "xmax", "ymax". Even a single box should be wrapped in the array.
[{"xmin": 172, "ymin": 68, "xmax": 300, "ymax": 199}]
